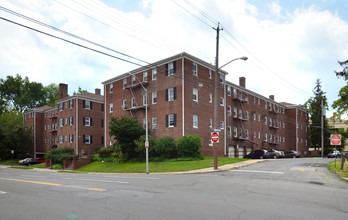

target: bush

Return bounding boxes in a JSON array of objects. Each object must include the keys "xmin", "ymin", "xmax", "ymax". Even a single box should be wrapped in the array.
[
  {"xmin": 134, "ymin": 135, "xmax": 156, "ymax": 159},
  {"xmin": 98, "ymin": 146, "xmax": 114, "ymax": 158},
  {"xmin": 155, "ymin": 136, "xmax": 177, "ymax": 159},
  {"xmin": 52, "ymin": 164, "xmax": 63, "ymax": 170},
  {"xmin": 176, "ymin": 135, "xmax": 202, "ymax": 158},
  {"xmin": 47, "ymin": 147, "xmax": 74, "ymax": 165}
]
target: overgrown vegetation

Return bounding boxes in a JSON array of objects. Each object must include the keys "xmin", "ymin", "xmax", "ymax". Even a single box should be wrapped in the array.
[
  {"xmin": 45, "ymin": 147, "xmax": 73, "ymax": 165},
  {"xmin": 328, "ymin": 159, "xmax": 348, "ymax": 178}
]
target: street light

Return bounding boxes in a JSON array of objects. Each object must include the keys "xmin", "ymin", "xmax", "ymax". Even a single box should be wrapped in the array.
[
  {"xmin": 213, "ymin": 56, "xmax": 248, "ymax": 170},
  {"xmin": 128, "ymin": 73, "xmax": 149, "ymax": 174}
]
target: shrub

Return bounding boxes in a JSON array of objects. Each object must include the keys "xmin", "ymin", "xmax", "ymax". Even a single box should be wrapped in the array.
[
  {"xmin": 98, "ymin": 146, "xmax": 114, "ymax": 158},
  {"xmin": 47, "ymin": 147, "xmax": 74, "ymax": 165},
  {"xmin": 52, "ymin": 164, "xmax": 63, "ymax": 170},
  {"xmin": 155, "ymin": 136, "xmax": 177, "ymax": 159},
  {"xmin": 176, "ymin": 135, "xmax": 202, "ymax": 158},
  {"xmin": 134, "ymin": 135, "xmax": 156, "ymax": 159}
]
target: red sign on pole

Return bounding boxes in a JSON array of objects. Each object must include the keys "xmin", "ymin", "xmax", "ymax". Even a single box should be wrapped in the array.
[
  {"xmin": 211, "ymin": 132, "xmax": 219, "ymax": 143},
  {"xmin": 330, "ymin": 134, "xmax": 341, "ymax": 145}
]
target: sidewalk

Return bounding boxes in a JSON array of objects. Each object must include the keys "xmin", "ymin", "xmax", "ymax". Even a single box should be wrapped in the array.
[{"xmin": 1, "ymin": 159, "xmax": 264, "ymax": 174}]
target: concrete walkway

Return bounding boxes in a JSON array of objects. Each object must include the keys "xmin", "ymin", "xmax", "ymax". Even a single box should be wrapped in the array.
[{"xmin": 1, "ymin": 159, "xmax": 264, "ymax": 174}]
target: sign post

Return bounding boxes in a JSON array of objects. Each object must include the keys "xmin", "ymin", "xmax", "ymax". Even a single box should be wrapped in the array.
[{"xmin": 11, "ymin": 150, "xmax": 14, "ymax": 167}]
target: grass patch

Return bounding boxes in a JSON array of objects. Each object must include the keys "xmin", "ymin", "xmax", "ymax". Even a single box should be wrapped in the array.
[
  {"xmin": 0, "ymin": 160, "xmax": 18, "ymax": 165},
  {"xmin": 9, "ymin": 166, "xmax": 33, "ymax": 170},
  {"xmin": 29, "ymin": 163, "xmax": 46, "ymax": 168},
  {"xmin": 328, "ymin": 159, "xmax": 348, "ymax": 178},
  {"xmin": 76, "ymin": 157, "xmax": 247, "ymax": 173}
]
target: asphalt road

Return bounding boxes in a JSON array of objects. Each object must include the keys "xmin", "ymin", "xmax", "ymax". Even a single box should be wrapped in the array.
[{"xmin": 0, "ymin": 158, "xmax": 347, "ymax": 220}]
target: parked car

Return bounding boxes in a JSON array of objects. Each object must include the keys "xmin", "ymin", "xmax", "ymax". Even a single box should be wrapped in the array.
[
  {"xmin": 268, "ymin": 149, "xmax": 283, "ymax": 159},
  {"xmin": 22, "ymin": 158, "xmax": 41, "ymax": 166},
  {"xmin": 327, "ymin": 151, "xmax": 341, "ymax": 158},
  {"xmin": 35, "ymin": 157, "xmax": 45, "ymax": 163},
  {"xmin": 244, "ymin": 150, "xmax": 270, "ymax": 159},
  {"xmin": 18, "ymin": 158, "xmax": 31, "ymax": 165},
  {"xmin": 284, "ymin": 150, "xmax": 300, "ymax": 158}
]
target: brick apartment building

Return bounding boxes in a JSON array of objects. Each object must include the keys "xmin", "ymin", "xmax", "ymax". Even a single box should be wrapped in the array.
[
  {"xmin": 102, "ymin": 52, "xmax": 309, "ymax": 157},
  {"xmin": 24, "ymin": 84, "xmax": 104, "ymax": 157}
]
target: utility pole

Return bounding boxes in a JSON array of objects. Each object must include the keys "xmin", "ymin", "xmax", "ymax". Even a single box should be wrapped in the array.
[
  {"xmin": 321, "ymin": 97, "xmax": 324, "ymax": 158},
  {"xmin": 213, "ymin": 23, "xmax": 222, "ymax": 170}
]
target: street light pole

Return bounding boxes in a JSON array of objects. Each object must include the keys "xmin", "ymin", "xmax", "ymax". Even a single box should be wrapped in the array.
[{"xmin": 128, "ymin": 73, "xmax": 149, "ymax": 174}]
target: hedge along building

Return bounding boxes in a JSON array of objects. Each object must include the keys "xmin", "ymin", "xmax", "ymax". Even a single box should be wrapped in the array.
[
  {"xmin": 102, "ymin": 52, "xmax": 309, "ymax": 157},
  {"xmin": 24, "ymin": 84, "xmax": 105, "ymax": 157}
]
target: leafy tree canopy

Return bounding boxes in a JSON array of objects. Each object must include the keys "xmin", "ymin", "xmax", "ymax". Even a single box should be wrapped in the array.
[
  {"xmin": 332, "ymin": 60, "xmax": 348, "ymax": 122},
  {"xmin": 73, "ymin": 87, "xmax": 88, "ymax": 95},
  {"xmin": 0, "ymin": 74, "xmax": 59, "ymax": 114}
]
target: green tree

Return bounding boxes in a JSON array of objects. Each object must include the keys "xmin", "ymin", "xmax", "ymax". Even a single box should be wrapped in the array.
[
  {"xmin": 108, "ymin": 117, "xmax": 145, "ymax": 160},
  {"xmin": 0, "ymin": 111, "xmax": 32, "ymax": 159},
  {"xmin": 0, "ymin": 74, "xmax": 59, "ymax": 113},
  {"xmin": 332, "ymin": 60, "xmax": 348, "ymax": 122},
  {"xmin": 155, "ymin": 136, "xmax": 177, "ymax": 159},
  {"xmin": 134, "ymin": 135, "xmax": 156, "ymax": 159},
  {"xmin": 303, "ymin": 79, "xmax": 331, "ymax": 153},
  {"xmin": 73, "ymin": 87, "xmax": 88, "ymax": 95}
]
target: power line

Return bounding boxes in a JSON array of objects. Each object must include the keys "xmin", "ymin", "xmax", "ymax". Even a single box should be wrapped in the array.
[
  {"xmin": 0, "ymin": 16, "xmax": 143, "ymax": 67},
  {"xmin": 0, "ymin": 5, "xmax": 150, "ymax": 66}
]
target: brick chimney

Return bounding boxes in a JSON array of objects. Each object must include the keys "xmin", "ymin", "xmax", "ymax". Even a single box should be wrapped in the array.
[
  {"xmin": 95, "ymin": 88, "xmax": 101, "ymax": 95},
  {"xmin": 269, "ymin": 95, "xmax": 274, "ymax": 101},
  {"xmin": 59, "ymin": 83, "xmax": 68, "ymax": 99},
  {"xmin": 239, "ymin": 77, "xmax": 246, "ymax": 88}
]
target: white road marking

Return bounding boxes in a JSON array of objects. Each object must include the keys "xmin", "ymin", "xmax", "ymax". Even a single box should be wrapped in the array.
[
  {"xmin": 230, "ymin": 170, "xmax": 284, "ymax": 174},
  {"xmin": 0, "ymin": 191, "xmax": 7, "ymax": 194},
  {"xmin": 63, "ymin": 178, "xmax": 128, "ymax": 184}
]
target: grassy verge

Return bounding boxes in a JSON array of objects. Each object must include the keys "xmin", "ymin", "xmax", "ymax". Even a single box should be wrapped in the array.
[
  {"xmin": 328, "ymin": 159, "xmax": 348, "ymax": 178},
  {"xmin": 0, "ymin": 160, "xmax": 18, "ymax": 165},
  {"xmin": 76, "ymin": 157, "xmax": 247, "ymax": 173}
]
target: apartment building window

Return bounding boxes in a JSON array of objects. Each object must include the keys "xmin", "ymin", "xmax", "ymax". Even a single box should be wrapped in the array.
[
  {"xmin": 143, "ymin": 71, "xmax": 148, "ymax": 82},
  {"xmin": 131, "ymin": 97, "xmax": 136, "ymax": 108},
  {"xmin": 228, "ymin": 126, "xmax": 232, "ymax": 137},
  {"xmin": 245, "ymin": 129, "xmax": 249, "ymax": 139},
  {"xmin": 209, "ymin": 118, "xmax": 212, "ymax": 128},
  {"xmin": 44, "ymin": 125, "xmax": 46, "ymax": 130},
  {"xmin": 193, "ymin": 88, "xmax": 198, "ymax": 102},
  {"xmin": 265, "ymin": 116, "xmax": 267, "ymax": 125},
  {"xmin": 220, "ymin": 121, "xmax": 224, "ymax": 130},
  {"xmin": 209, "ymin": 70, "xmax": 212, "ymax": 79},
  {"xmin": 122, "ymin": 99, "xmax": 127, "ymax": 109},
  {"xmin": 245, "ymin": 94, "xmax": 248, "ymax": 102},
  {"xmin": 166, "ymin": 114, "xmax": 176, "ymax": 127},
  {"xmin": 143, "ymin": 94, "xmax": 147, "ymax": 106},
  {"xmin": 123, "ymin": 78, "xmax": 127, "ymax": 89},
  {"xmin": 58, "ymin": 135, "xmax": 64, "ymax": 143},
  {"xmin": 152, "ymin": 92, "xmax": 157, "ymax": 104},
  {"xmin": 83, "ymin": 135, "xmax": 92, "ymax": 144},
  {"xmin": 193, "ymin": 115, "xmax": 198, "ymax": 128},
  {"xmin": 233, "ymin": 88, "xmax": 237, "ymax": 97},
  {"xmin": 69, "ymin": 116, "xmax": 74, "ymax": 126},
  {"xmin": 265, "ymin": 133, "xmax": 268, "ymax": 142},
  {"xmin": 253, "ymin": 113, "xmax": 256, "ymax": 121},
  {"xmin": 239, "ymin": 128, "xmax": 243, "ymax": 138},
  {"xmin": 101, "ymin": 119, "xmax": 104, "ymax": 128},
  {"xmin": 132, "ymin": 75, "xmax": 136, "ymax": 85},
  {"xmin": 69, "ymin": 134, "xmax": 74, "ymax": 143},
  {"xmin": 245, "ymin": 111, "xmax": 249, "ymax": 120},
  {"xmin": 239, "ymin": 109, "xmax": 243, "ymax": 119},
  {"xmin": 152, "ymin": 68, "xmax": 157, "ymax": 81},
  {"xmin": 233, "ymin": 127, "xmax": 238, "ymax": 137},
  {"xmin": 233, "ymin": 107, "xmax": 237, "ymax": 118},
  {"xmin": 59, "ymin": 118, "xmax": 64, "ymax": 127},
  {"xmin": 227, "ymin": 86, "xmax": 231, "ymax": 96},
  {"xmin": 83, "ymin": 100, "xmax": 92, "ymax": 109},
  {"xmin": 270, "ymin": 134, "xmax": 273, "ymax": 142},
  {"xmin": 102, "ymin": 104, "xmax": 104, "ymax": 112},
  {"xmin": 65, "ymin": 118, "xmax": 68, "ymax": 125},
  {"xmin": 254, "ymin": 131, "xmax": 256, "ymax": 139},
  {"xmin": 109, "ymin": 103, "xmax": 113, "ymax": 113},
  {"xmin": 265, "ymin": 101, "xmax": 267, "ymax": 110},
  {"xmin": 220, "ymin": 74, "xmax": 223, "ymax": 83},
  {"xmin": 283, "ymin": 137, "xmax": 285, "ymax": 142},
  {"xmin": 209, "ymin": 93, "xmax": 212, "ymax": 103},
  {"xmin": 220, "ymin": 97, "xmax": 224, "ymax": 106},
  {"xmin": 69, "ymin": 100, "xmax": 74, "ymax": 108},
  {"xmin": 228, "ymin": 106, "xmax": 232, "ymax": 116},
  {"xmin": 83, "ymin": 117, "xmax": 92, "ymax": 126},
  {"xmin": 59, "ymin": 103, "xmax": 64, "ymax": 111},
  {"xmin": 152, "ymin": 117, "xmax": 157, "ymax": 129},
  {"xmin": 166, "ymin": 61, "xmax": 176, "ymax": 76},
  {"xmin": 109, "ymin": 83, "xmax": 113, "ymax": 93},
  {"xmin": 165, "ymin": 87, "xmax": 176, "ymax": 101},
  {"xmin": 193, "ymin": 63, "xmax": 198, "ymax": 76},
  {"xmin": 270, "ymin": 118, "xmax": 272, "ymax": 126}
]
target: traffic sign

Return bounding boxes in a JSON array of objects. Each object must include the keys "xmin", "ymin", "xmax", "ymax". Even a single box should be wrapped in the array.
[
  {"xmin": 211, "ymin": 132, "xmax": 219, "ymax": 143},
  {"xmin": 145, "ymin": 141, "xmax": 149, "ymax": 148},
  {"xmin": 330, "ymin": 134, "xmax": 341, "ymax": 145}
]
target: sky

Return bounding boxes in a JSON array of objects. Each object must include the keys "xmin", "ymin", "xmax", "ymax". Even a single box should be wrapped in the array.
[{"xmin": 0, "ymin": 0, "xmax": 347, "ymax": 117}]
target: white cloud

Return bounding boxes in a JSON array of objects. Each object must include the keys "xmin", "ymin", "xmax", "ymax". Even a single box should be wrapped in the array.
[{"xmin": 0, "ymin": 0, "xmax": 347, "ymax": 117}]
